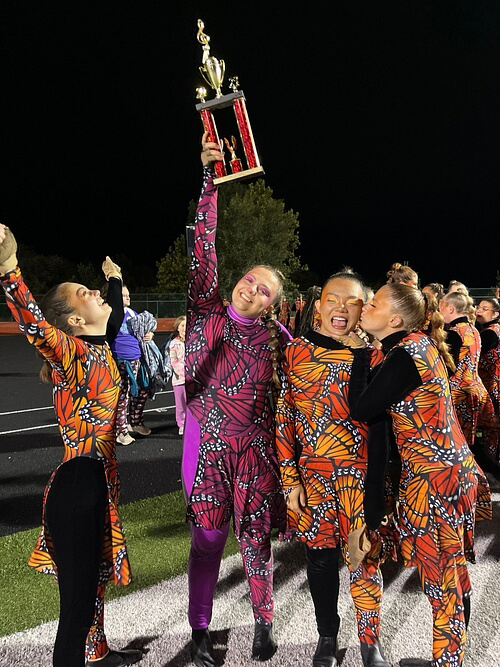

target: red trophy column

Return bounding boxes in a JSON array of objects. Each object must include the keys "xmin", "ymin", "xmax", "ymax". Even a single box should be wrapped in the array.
[
  {"xmin": 233, "ymin": 97, "xmax": 260, "ymax": 170},
  {"xmin": 199, "ymin": 109, "xmax": 226, "ymax": 180}
]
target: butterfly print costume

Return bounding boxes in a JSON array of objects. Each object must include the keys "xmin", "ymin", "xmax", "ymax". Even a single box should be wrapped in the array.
[
  {"xmin": 351, "ymin": 331, "xmax": 491, "ymax": 667},
  {"xmin": 1, "ymin": 268, "xmax": 131, "ymax": 661},
  {"xmin": 275, "ymin": 331, "xmax": 397, "ymax": 646},
  {"xmin": 478, "ymin": 320, "xmax": 500, "ymax": 461},
  {"xmin": 183, "ymin": 167, "xmax": 290, "ymax": 628},
  {"xmin": 447, "ymin": 317, "xmax": 491, "ymax": 445}
]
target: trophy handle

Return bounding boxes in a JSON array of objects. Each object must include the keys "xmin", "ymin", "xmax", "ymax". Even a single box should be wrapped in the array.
[
  {"xmin": 199, "ymin": 66, "xmax": 212, "ymax": 90},
  {"xmin": 220, "ymin": 59, "xmax": 225, "ymax": 82}
]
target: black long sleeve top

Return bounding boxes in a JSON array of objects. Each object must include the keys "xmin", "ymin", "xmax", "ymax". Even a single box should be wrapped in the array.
[
  {"xmin": 445, "ymin": 316, "xmax": 469, "ymax": 368},
  {"xmin": 349, "ymin": 331, "xmax": 422, "ymax": 424},
  {"xmin": 349, "ymin": 331, "xmax": 422, "ymax": 529}
]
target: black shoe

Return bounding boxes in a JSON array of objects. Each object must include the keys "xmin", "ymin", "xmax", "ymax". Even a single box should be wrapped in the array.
[
  {"xmin": 361, "ymin": 642, "xmax": 390, "ymax": 667},
  {"xmin": 85, "ymin": 648, "xmax": 143, "ymax": 666},
  {"xmin": 399, "ymin": 660, "xmax": 432, "ymax": 667},
  {"xmin": 312, "ymin": 635, "xmax": 338, "ymax": 667},
  {"xmin": 191, "ymin": 629, "xmax": 216, "ymax": 667},
  {"xmin": 251, "ymin": 622, "xmax": 277, "ymax": 661}
]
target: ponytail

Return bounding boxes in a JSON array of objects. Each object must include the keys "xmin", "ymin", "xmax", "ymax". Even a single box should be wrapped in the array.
[
  {"xmin": 38, "ymin": 284, "xmax": 76, "ymax": 384},
  {"xmin": 387, "ymin": 284, "xmax": 455, "ymax": 373},
  {"xmin": 429, "ymin": 310, "xmax": 456, "ymax": 374}
]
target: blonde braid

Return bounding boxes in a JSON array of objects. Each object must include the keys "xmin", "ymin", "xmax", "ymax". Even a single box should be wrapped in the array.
[{"xmin": 264, "ymin": 306, "xmax": 282, "ymax": 389}]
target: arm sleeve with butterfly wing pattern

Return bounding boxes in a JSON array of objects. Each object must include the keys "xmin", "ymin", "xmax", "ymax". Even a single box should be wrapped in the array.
[
  {"xmin": 0, "ymin": 267, "xmax": 82, "ymax": 369},
  {"xmin": 187, "ymin": 167, "xmax": 224, "ymax": 317},
  {"xmin": 275, "ymin": 347, "xmax": 301, "ymax": 489}
]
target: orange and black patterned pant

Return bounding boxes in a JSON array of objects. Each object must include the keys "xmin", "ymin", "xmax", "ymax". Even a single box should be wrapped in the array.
[
  {"xmin": 399, "ymin": 461, "xmax": 478, "ymax": 667},
  {"xmin": 85, "ymin": 564, "xmax": 111, "ymax": 660},
  {"xmin": 416, "ymin": 559, "xmax": 469, "ymax": 667},
  {"xmin": 306, "ymin": 545, "xmax": 383, "ymax": 644}
]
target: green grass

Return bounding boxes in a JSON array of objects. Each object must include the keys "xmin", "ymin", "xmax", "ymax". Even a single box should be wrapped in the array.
[{"xmin": 0, "ymin": 491, "xmax": 239, "ymax": 637}]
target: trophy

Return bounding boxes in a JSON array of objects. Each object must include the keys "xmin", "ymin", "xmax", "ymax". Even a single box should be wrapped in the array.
[{"xmin": 195, "ymin": 20, "xmax": 264, "ymax": 184}]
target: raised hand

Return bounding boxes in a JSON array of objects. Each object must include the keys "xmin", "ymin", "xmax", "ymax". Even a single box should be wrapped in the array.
[
  {"xmin": 0, "ymin": 224, "xmax": 18, "ymax": 275},
  {"xmin": 102, "ymin": 256, "xmax": 122, "ymax": 281},
  {"xmin": 201, "ymin": 131, "xmax": 224, "ymax": 167}
]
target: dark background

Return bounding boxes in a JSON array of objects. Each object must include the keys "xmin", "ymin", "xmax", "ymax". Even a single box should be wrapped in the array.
[{"xmin": 3, "ymin": 1, "xmax": 500, "ymax": 289}]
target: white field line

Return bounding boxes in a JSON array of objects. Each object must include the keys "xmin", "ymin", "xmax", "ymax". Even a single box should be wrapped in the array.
[
  {"xmin": 0, "ymin": 402, "xmax": 175, "ymax": 436},
  {"xmin": 0, "ymin": 406, "xmax": 53, "ymax": 417},
  {"xmin": 0, "ymin": 391, "xmax": 174, "ymax": 418}
]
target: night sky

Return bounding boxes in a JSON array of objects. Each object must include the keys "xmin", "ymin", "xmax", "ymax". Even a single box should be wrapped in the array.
[{"xmin": 3, "ymin": 2, "xmax": 500, "ymax": 289}]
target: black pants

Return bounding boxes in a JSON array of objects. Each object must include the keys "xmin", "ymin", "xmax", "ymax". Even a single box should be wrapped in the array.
[
  {"xmin": 306, "ymin": 545, "xmax": 341, "ymax": 638},
  {"xmin": 45, "ymin": 457, "xmax": 107, "ymax": 667}
]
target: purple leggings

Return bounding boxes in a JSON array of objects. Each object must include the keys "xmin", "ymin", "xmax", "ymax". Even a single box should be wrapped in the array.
[
  {"xmin": 182, "ymin": 409, "xmax": 274, "ymax": 629},
  {"xmin": 173, "ymin": 384, "xmax": 186, "ymax": 430}
]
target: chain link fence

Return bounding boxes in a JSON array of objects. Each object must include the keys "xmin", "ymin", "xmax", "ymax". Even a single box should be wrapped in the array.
[{"xmin": 0, "ymin": 289, "xmax": 498, "ymax": 322}]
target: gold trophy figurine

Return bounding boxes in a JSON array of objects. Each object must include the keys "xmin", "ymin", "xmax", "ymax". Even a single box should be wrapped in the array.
[
  {"xmin": 196, "ymin": 87, "xmax": 208, "ymax": 104},
  {"xmin": 197, "ymin": 20, "xmax": 225, "ymax": 99},
  {"xmin": 224, "ymin": 135, "xmax": 243, "ymax": 174}
]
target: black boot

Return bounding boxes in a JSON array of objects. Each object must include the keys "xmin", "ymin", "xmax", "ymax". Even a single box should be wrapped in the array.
[
  {"xmin": 251, "ymin": 622, "xmax": 277, "ymax": 661},
  {"xmin": 312, "ymin": 636, "xmax": 338, "ymax": 667},
  {"xmin": 85, "ymin": 648, "xmax": 143, "ymax": 666},
  {"xmin": 360, "ymin": 641, "xmax": 390, "ymax": 667},
  {"xmin": 191, "ymin": 629, "xmax": 216, "ymax": 667}
]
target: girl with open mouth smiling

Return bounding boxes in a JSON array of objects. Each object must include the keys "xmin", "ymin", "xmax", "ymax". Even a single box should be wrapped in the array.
[{"xmin": 276, "ymin": 269, "xmax": 396, "ymax": 667}]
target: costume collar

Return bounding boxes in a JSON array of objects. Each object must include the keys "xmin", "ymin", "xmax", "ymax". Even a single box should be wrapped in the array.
[
  {"xmin": 228, "ymin": 303, "xmax": 259, "ymax": 327},
  {"xmin": 78, "ymin": 335, "xmax": 106, "ymax": 345},
  {"xmin": 449, "ymin": 316, "xmax": 469, "ymax": 327},
  {"xmin": 380, "ymin": 330, "xmax": 408, "ymax": 354},
  {"xmin": 303, "ymin": 329, "xmax": 345, "ymax": 350}
]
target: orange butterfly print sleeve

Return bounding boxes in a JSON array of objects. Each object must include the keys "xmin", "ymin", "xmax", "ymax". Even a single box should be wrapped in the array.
[
  {"xmin": 276, "ymin": 345, "xmax": 301, "ymax": 489},
  {"xmin": 1, "ymin": 267, "xmax": 82, "ymax": 373}
]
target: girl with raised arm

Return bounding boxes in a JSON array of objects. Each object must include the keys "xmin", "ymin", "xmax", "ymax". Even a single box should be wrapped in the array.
[
  {"xmin": 0, "ymin": 225, "xmax": 142, "ymax": 667},
  {"xmin": 183, "ymin": 134, "xmax": 291, "ymax": 665},
  {"xmin": 348, "ymin": 283, "xmax": 491, "ymax": 667}
]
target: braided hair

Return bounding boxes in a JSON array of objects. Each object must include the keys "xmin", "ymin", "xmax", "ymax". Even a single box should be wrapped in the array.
[{"xmin": 423, "ymin": 283, "xmax": 445, "ymax": 302}]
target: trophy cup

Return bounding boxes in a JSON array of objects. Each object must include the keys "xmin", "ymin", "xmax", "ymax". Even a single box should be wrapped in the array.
[{"xmin": 195, "ymin": 20, "xmax": 264, "ymax": 185}]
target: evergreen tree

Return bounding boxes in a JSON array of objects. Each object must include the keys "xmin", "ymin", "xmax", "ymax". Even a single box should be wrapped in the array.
[{"xmin": 156, "ymin": 179, "xmax": 304, "ymax": 295}]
